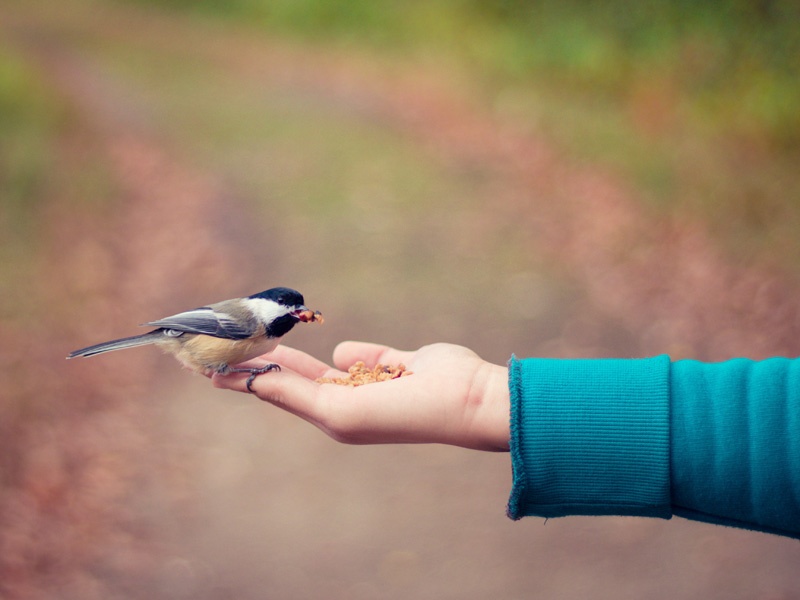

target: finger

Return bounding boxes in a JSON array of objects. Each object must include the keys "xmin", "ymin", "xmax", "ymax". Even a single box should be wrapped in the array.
[
  {"xmin": 212, "ymin": 367, "xmax": 319, "ymax": 410},
  {"xmin": 332, "ymin": 341, "xmax": 415, "ymax": 370},
  {"xmin": 212, "ymin": 367, "xmax": 344, "ymax": 432},
  {"xmin": 214, "ymin": 362, "xmax": 457, "ymax": 446},
  {"xmin": 237, "ymin": 369, "xmax": 434, "ymax": 446}
]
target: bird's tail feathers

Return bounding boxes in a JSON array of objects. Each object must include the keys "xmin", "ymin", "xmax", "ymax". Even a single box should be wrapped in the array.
[{"xmin": 67, "ymin": 331, "xmax": 161, "ymax": 359}]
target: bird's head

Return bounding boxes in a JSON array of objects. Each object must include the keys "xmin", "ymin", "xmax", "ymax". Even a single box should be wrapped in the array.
[{"xmin": 246, "ymin": 287, "xmax": 323, "ymax": 337}]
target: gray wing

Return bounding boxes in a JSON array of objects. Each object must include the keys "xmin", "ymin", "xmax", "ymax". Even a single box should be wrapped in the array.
[{"xmin": 143, "ymin": 305, "xmax": 256, "ymax": 340}]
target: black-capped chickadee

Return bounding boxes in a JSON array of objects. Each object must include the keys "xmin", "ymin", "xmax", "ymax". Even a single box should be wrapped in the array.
[{"xmin": 68, "ymin": 286, "xmax": 323, "ymax": 391}]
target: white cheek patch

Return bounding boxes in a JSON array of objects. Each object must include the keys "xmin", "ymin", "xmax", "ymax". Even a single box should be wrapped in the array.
[{"xmin": 241, "ymin": 298, "xmax": 290, "ymax": 324}]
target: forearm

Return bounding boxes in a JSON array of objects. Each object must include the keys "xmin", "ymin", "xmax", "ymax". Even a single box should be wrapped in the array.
[
  {"xmin": 670, "ymin": 357, "xmax": 800, "ymax": 537},
  {"xmin": 507, "ymin": 355, "xmax": 800, "ymax": 538}
]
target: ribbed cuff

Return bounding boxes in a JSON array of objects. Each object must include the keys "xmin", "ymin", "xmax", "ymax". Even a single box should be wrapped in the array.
[{"xmin": 507, "ymin": 355, "xmax": 672, "ymax": 521}]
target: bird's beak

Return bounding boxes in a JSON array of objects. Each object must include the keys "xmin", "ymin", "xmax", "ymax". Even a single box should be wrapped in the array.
[{"xmin": 292, "ymin": 306, "xmax": 324, "ymax": 323}]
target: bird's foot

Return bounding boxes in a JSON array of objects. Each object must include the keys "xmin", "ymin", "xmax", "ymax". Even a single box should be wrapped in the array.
[{"xmin": 226, "ymin": 363, "xmax": 281, "ymax": 393}]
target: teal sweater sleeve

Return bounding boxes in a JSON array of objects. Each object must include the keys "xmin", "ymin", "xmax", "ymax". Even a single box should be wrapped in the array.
[{"xmin": 507, "ymin": 355, "xmax": 800, "ymax": 538}]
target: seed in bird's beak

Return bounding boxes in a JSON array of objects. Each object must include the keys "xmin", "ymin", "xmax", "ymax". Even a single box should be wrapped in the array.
[{"xmin": 294, "ymin": 308, "xmax": 324, "ymax": 323}]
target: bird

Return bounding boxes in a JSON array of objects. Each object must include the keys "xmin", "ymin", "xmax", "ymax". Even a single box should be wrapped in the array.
[{"xmin": 67, "ymin": 286, "xmax": 323, "ymax": 391}]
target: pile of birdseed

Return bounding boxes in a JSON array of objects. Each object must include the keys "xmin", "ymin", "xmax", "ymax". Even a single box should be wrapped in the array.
[{"xmin": 316, "ymin": 361, "xmax": 412, "ymax": 386}]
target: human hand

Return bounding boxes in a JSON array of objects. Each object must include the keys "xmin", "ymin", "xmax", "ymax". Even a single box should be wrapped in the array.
[{"xmin": 211, "ymin": 342, "xmax": 510, "ymax": 451}]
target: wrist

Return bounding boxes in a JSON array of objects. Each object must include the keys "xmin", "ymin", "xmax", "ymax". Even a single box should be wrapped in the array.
[{"xmin": 472, "ymin": 362, "xmax": 511, "ymax": 451}]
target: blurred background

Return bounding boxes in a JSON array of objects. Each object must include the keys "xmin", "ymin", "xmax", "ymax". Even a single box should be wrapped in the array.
[{"xmin": 1, "ymin": 0, "xmax": 799, "ymax": 598}]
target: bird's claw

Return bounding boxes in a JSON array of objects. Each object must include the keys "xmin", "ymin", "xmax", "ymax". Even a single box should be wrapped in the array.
[
  {"xmin": 245, "ymin": 363, "xmax": 281, "ymax": 393},
  {"xmin": 225, "ymin": 363, "xmax": 281, "ymax": 393}
]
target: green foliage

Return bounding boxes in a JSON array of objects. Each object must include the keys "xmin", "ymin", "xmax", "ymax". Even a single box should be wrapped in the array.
[
  {"xmin": 0, "ymin": 48, "xmax": 67, "ymax": 319},
  {"xmin": 122, "ymin": 0, "xmax": 800, "ymax": 146},
  {"xmin": 0, "ymin": 48, "xmax": 62, "ymax": 233},
  {"xmin": 109, "ymin": 0, "xmax": 800, "ymax": 268}
]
